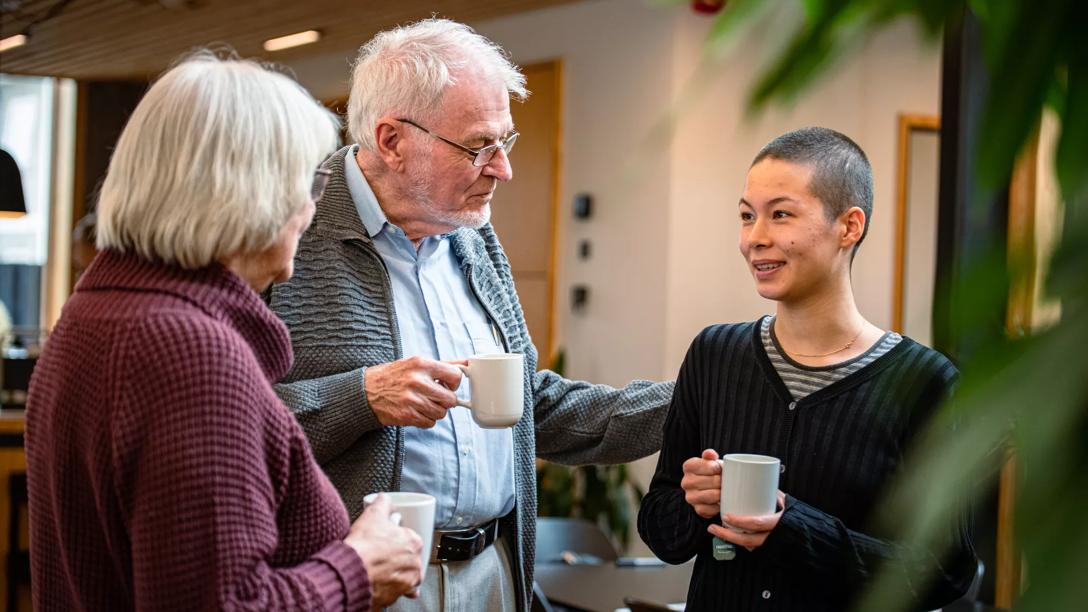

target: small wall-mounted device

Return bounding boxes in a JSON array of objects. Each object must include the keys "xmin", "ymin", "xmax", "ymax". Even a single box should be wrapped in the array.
[
  {"xmin": 571, "ymin": 285, "xmax": 589, "ymax": 312},
  {"xmin": 573, "ymin": 193, "xmax": 593, "ymax": 219}
]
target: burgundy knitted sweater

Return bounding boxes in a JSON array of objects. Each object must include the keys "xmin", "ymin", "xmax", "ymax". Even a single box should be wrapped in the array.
[{"xmin": 26, "ymin": 250, "xmax": 371, "ymax": 611}]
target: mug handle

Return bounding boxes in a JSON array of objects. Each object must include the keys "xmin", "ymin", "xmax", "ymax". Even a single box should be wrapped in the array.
[
  {"xmin": 715, "ymin": 458, "xmax": 730, "ymax": 521},
  {"xmin": 713, "ymin": 458, "xmax": 739, "ymax": 559},
  {"xmin": 455, "ymin": 364, "xmax": 473, "ymax": 409}
]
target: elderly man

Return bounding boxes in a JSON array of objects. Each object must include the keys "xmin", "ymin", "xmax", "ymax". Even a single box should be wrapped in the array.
[{"xmin": 268, "ymin": 18, "xmax": 674, "ymax": 612}]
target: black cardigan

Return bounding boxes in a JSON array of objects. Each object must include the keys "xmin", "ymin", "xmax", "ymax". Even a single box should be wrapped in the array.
[{"xmin": 638, "ymin": 322, "xmax": 977, "ymax": 611}]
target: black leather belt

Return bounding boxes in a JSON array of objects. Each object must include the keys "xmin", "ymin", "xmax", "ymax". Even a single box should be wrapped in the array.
[{"xmin": 430, "ymin": 518, "xmax": 501, "ymax": 562}]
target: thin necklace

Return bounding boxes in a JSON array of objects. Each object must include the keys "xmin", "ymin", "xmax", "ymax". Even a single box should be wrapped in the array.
[{"xmin": 783, "ymin": 324, "xmax": 865, "ymax": 358}]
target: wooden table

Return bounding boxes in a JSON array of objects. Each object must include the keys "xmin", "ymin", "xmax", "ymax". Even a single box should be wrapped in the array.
[
  {"xmin": 535, "ymin": 559, "xmax": 692, "ymax": 611},
  {"xmin": 536, "ymin": 558, "xmax": 1005, "ymax": 612}
]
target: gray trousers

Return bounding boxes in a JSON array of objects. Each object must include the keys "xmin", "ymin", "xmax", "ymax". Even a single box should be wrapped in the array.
[{"xmin": 386, "ymin": 539, "xmax": 518, "ymax": 612}]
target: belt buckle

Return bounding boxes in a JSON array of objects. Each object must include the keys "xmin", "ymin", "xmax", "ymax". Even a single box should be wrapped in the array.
[
  {"xmin": 471, "ymin": 526, "xmax": 487, "ymax": 556},
  {"xmin": 432, "ymin": 521, "xmax": 494, "ymax": 562}
]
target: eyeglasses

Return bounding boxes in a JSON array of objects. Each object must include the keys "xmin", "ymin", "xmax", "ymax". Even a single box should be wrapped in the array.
[
  {"xmin": 311, "ymin": 168, "xmax": 332, "ymax": 202},
  {"xmin": 397, "ymin": 118, "xmax": 518, "ymax": 167}
]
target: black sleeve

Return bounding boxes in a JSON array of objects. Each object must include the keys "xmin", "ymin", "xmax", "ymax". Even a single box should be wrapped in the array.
[{"xmin": 637, "ymin": 327, "xmax": 718, "ymax": 564}]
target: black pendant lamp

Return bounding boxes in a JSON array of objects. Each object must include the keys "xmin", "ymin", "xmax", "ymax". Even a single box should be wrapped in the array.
[{"xmin": 0, "ymin": 148, "xmax": 28, "ymax": 218}]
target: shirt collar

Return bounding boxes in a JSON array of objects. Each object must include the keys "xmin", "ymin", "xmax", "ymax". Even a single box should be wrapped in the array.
[
  {"xmin": 343, "ymin": 145, "xmax": 388, "ymax": 239},
  {"xmin": 344, "ymin": 145, "xmax": 458, "ymax": 248}
]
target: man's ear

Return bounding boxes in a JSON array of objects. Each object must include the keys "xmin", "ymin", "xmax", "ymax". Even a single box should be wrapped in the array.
[
  {"xmin": 373, "ymin": 118, "xmax": 406, "ymax": 171},
  {"xmin": 841, "ymin": 206, "xmax": 866, "ymax": 248}
]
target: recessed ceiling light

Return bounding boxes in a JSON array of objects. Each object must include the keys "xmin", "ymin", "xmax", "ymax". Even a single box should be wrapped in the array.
[
  {"xmin": 263, "ymin": 30, "xmax": 321, "ymax": 52},
  {"xmin": 0, "ymin": 34, "xmax": 28, "ymax": 53}
]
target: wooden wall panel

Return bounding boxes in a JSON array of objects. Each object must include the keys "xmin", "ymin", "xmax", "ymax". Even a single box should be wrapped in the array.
[{"xmin": 1, "ymin": 0, "xmax": 583, "ymax": 80}]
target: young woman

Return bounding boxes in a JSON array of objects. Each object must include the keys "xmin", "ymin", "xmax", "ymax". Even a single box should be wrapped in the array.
[{"xmin": 638, "ymin": 127, "xmax": 976, "ymax": 611}]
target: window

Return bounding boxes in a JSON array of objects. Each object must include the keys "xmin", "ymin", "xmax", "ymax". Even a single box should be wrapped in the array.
[{"xmin": 0, "ymin": 74, "xmax": 55, "ymax": 340}]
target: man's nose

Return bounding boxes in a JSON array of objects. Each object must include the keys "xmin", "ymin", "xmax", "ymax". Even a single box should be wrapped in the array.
[{"xmin": 483, "ymin": 147, "xmax": 513, "ymax": 182}]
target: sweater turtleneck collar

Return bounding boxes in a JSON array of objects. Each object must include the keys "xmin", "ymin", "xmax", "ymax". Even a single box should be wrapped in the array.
[{"xmin": 76, "ymin": 249, "xmax": 293, "ymax": 383}]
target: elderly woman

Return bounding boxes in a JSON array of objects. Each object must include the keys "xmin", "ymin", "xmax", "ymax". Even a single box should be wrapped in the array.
[{"xmin": 25, "ymin": 53, "xmax": 422, "ymax": 611}]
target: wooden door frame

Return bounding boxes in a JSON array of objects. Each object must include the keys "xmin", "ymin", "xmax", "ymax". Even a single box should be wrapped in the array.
[
  {"xmin": 538, "ymin": 59, "xmax": 563, "ymax": 366},
  {"xmin": 892, "ymin": 112, "xmax": 941, "ymax": 334},
  {"xmin": 994, "ymin": 120, "xmax": 1042, "ymax": 608}
]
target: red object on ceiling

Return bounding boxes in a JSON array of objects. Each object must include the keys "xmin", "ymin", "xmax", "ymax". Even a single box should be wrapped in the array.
[{"xmin": 692, "ymin": 0, "xmax": 726, "ymax": 15}]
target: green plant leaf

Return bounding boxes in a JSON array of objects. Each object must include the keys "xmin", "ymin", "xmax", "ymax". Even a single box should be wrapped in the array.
[
  {"xmin": 974, "ymin": 0, "xmax": 1069, "ymax": 188},
  {"xmin": 1054, "ymin": 23, "xmax": 1088, "ymax": 200},
  {"xmin": 535, "ymin": 461, "xmax": 642, "ymax": 552}
]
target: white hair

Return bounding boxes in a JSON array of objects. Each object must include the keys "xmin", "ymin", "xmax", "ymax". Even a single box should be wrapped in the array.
[
  {"xmin": 96, "ymin": 50, "xmax": 339, "ymax": 269},
  {"xmin": 347, "ymin": 18, "xmax": 528, "ymax": 150}
]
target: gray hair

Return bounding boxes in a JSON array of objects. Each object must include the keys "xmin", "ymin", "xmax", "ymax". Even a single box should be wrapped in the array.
[
  {"xmin": 96, "ymin": 50, "xmax": 339, "ymax": 269},
  {"xmin": 348, "ymin": 18, "xmax": 528, "ymax": 150},
  {"xmin": 752, "ymin": 127, "xmax": 874, "ymax": 250}
]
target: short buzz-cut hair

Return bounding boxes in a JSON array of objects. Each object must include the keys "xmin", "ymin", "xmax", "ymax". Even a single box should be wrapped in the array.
[
  {"xmin": 95, "ymin": 50, "xmax": 339, "ymax": 269},
  {"xmin": 347, "ymin": 17, "xmax": 528, "ymax": 150},
  {"xmin": 751, "ymin": 127, "xmax": 874, "ymax": 250}
]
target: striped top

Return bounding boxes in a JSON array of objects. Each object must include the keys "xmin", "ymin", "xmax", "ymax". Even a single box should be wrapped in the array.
[
  {"xmin": 638, "ymin": 321, "xmax": 977, "ymax": 612},
  {"xmin": 761, "ymin": 316, "xmax": 902, "ymax": 400}
]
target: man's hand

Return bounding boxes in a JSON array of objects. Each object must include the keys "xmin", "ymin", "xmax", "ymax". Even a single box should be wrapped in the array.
[
  {"xmin": 681, "ymin": 449, "xmax": 723, "ymax": 519},
  {"xmin": 365, "ymin": 356, "xmax": 466, "ymax": 427},
  {"xmin": 344, "ymin": 494, "xmax": 424, "ymax": 608},
  {"xmin": 707, "ymin": 490, "xmax": 787, "ymax": 551}
]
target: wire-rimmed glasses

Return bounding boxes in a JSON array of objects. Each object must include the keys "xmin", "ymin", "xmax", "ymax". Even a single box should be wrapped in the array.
[{"xmin": 398, "ymin": 118, "xmax": 518, "ymax": 167}]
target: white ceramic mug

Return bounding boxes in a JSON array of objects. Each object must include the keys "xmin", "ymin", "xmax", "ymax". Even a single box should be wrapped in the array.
[
  {"xmin": 455, "ymin": 353, "xmax": 524, "ymax": 429},
  {"xmin": 363, "ymin": 492, "xmax": 436, "ymax": 585},
  {"xmin": 718, "ymin": 453, "xmax": 781, "ymax": 532}
]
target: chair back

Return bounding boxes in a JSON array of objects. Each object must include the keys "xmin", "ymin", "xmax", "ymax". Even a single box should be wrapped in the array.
[
  {"xmin": 963, "ymin": 560, "xmax": 985, "ymax": 603},
  {"xmin": 535, "ymin": 517, "xmax": 618, "ymax": 564}
]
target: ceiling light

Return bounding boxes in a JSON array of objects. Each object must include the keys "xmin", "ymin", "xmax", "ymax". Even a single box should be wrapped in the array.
[
  {"xmin": 263, "ymin": 30, "xmax": 321, "ymax": 52},
  {"xmin": 0, "ymin": 34, "xmax": 28, "ymax": 53}
]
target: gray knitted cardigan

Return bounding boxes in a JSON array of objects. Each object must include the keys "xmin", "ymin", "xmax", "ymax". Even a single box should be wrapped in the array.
[{"xmin": 269, "ymin": 145, "xmax": 674, "ymax": 611}]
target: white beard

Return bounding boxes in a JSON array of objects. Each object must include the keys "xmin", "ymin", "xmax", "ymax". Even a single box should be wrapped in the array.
[
  {"xmin": 406, "ymin": 161, "xmax": 492, "ymax": 230},
  {"xmin": 430, "ymin": 202, "xmax": 491, "ymax": 229}
]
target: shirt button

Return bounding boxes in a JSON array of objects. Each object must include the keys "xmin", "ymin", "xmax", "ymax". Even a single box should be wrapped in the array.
[
  {"xmin": 762, "ymin": 590, "xmax": 772, "ymax": 599},
  {"xmin": 461, "ymin": 447, "xmax": 470, "ymax": 456},
  {"xmin": 788, "ymin": 401, "xmax": 797, "ymax": 411},
  {"xmin": 455, "ymin": 516, "xmax": 464, "ymax": 525}
]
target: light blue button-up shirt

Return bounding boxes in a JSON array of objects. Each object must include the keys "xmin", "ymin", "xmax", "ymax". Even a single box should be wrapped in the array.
[{"xmin": 343, "ymin": 147, "xmax": 516, "ymax": 529}]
